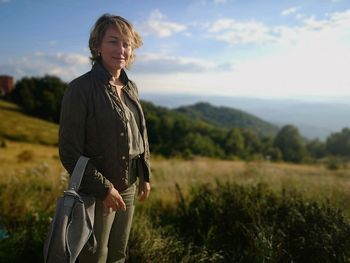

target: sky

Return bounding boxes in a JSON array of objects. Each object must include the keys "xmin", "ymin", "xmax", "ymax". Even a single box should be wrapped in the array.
[{"xmin": 1, "ymin": 0, "xmax": 350, "ymax": 101}]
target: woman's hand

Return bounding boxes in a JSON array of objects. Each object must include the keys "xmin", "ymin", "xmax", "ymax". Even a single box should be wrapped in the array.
[
  {"xmin": 138, "ymin": 182, "xmax": 151, "ymax": 202},
  {"xmin": 102, "ymin": 187, "xmax": 126, "ymax": 214}
]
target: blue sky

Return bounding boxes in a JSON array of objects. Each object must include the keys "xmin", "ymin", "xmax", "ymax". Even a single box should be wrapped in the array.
[{"xmin": 1, "ymin": 0, "xmax": 350, "ymax": 100}]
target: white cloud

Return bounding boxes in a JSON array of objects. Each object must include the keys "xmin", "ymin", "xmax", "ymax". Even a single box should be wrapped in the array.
[
  {"xmin": 140, "ymin": 10, "xmax": 187, "ymax": 38},
  {"xmin": 0, "ymin": 0, "xmax": 10, "ymax": 3},
  {"xmin": 134, "ymin": 52, "xmax": 232, "ymax": 74},
  {"xmin": 206, "ymin": 9, "xmax": 350, "ymax": 47},
  {"xmin": 135, "ymin": 9, "xmax": 350, "ymax": 99},
  {"xmin": 34, "ymin": 52, "xmax": 89, "ymax": 66},
  {"xmin": 281, "ymin": 6, "xmax": 299, "ymax": 16},
  {"xmin": 207, "ymin": 19, "xmax": 275, "ymax": 45},
  {"xmin": 0, "ymin": 52, "xmax": 90, "ymax": 81}
]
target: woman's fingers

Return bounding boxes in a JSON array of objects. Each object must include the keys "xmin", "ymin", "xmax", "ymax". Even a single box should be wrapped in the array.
[
  {"xmin": 103, "ymin": 187, "xmax": 126, "ymax": 212},
  {"xmin": 115, "ymin": 195, "xmax": 126, "ymax": 211},
  {"xmin": 138, "ymin": 182, "xmax": 151, "ymax": 202}
]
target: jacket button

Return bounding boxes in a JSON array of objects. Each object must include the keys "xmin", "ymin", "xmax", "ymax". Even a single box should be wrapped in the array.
[
  {"xmin": 120, "ymin": 132, "xmax": 124, "ymax": 136},
  {"xmin": 122, "ymin": 156, "xmax": 126, "ymax": 160},
  {"xmin": 123, "ymin": 178, "xmax": 128, "ymax": 184}
]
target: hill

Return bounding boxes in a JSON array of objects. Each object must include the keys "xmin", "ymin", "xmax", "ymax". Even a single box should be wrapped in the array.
[
  {"xmin": 0, "ymin": 99, "xmax": 281, "ymax": 159},
  {"xmin": 175, "ymin": 102, "xmax": 278, "ymax": 137},
  {"xmin": 142, "ymin": 93, "xmax": 350, "ymax": 140},
  {"xmin": 0, "ymin": 99, "xmax": 58, "ymax": 145}
]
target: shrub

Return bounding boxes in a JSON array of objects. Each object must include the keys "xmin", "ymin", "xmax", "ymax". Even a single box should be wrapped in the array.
[
  {"xmin": 16, "ymin": 150, "xmax": 34, "ymax": 162},
  {"xmin": 163, "ymin": 182, "xmax": 350, "ymax": 263},
  {"xmin": 0, "ymin": 139, "xmax": 6, "ymax": 148}
]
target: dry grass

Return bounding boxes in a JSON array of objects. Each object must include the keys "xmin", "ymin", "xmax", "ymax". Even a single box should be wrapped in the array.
[
  {"xmin": 149, "ymin": 157, "xmax": 350, "ymax": 214},
  {"xmin": 0, "ymin": 141, "xmax": 62, "ymax": 176},
  {"xmin": 1, "ymin": 141, "xmax": 350, "ymax": 217},
  {"xmin": 0, "ymin": 100, "xmax": 58, "ymax": 145}
]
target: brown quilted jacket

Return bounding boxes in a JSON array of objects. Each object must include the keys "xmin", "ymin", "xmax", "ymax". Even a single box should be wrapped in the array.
[{"xmin": 59, "ymin": 62, "xmax": 151, "ymax": 200}]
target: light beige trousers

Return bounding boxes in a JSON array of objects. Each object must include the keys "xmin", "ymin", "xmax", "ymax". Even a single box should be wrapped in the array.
[{"xmin": 79, "ymin": 184, "xmax": 136, "ymax": 263}]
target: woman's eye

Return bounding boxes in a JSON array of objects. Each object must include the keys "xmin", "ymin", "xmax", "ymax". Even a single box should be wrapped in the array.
[{"xmin": 123, "ymin": 42, "xmax": 131, "ymax": 48}]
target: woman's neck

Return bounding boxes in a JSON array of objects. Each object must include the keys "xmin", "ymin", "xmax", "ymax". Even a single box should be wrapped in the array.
[{"xmin": 110, "ymin": 69, "xmax": 121, "ymax": 79}]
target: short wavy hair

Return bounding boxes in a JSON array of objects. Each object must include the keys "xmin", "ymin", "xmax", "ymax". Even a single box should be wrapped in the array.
[{"xmin": 89, "ymin": 13, "xmax": 143, "ymax": 69}]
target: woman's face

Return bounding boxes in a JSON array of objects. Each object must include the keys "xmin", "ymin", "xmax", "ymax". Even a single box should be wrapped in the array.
[{"xmin": 98, "ymin": 25, "xmax": 132, "ymax": 74}]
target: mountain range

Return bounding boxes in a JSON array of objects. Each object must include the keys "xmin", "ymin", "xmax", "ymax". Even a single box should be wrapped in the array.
[{"xmin": 142, "ymin": 93, "xmax": 350, "ymax": 140}]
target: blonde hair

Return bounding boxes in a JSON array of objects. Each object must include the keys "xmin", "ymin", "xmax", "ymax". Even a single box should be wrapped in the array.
[{"xmin": 89, "ymin": 13, "xmax": 143, "ymax": 69}]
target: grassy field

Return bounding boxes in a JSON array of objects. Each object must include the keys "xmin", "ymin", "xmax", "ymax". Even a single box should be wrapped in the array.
[
  {"xmin": 1, "ymin": 99, "xmax": 349, "ymax": 214},
  {"xmin": 1, "ymin": 140, "xmax": 350, "ymax": 215},
  {"xmin": 2, "ymin": 141, "xmax": 350, "ymax": 262},
  {"xmin": 0, "ymin": 100, "xmax": 58, "ymax": 145}
]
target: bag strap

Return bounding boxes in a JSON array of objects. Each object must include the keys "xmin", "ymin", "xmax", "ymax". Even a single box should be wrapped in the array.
[{"xmin": 68, "ymin": 156, "xmax": 90, "ymax": 191}]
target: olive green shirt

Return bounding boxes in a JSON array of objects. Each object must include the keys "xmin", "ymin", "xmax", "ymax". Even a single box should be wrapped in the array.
[{"xmin": 121, "ymin": 90, "xmax": 145, "ymax": 159}]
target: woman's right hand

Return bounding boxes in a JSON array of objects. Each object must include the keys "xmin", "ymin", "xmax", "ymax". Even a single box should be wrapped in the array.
[{"xmin": 102, "ymin": 187, "xmax": 126, "ymax": 214}]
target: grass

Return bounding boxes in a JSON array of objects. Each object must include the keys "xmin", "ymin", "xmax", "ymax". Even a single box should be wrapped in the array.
[
  {"xmin": 2, "ymin": 99, "xmax": 350, "ymax": 262},
  {"xmin": 1, "ymin": 141, "xmax": 350, "ymax": 262},
  {"xmin": 148, "ymin": 157, "xmax": 350, "ymax": 215},
  {"xmin": 1, "ymin": 141, "xmax": 350, "ymax": 215},
  {"xmin": 0, "ymin": 100, "xmax": 58, "ymax": 145}
]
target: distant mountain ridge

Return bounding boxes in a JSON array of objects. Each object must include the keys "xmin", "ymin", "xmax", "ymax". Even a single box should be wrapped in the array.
[
  {"xmin": 175, "ymin": 102, "xmax": 279, "ymax": 137},
  {"xmin": 141, "ymin": 93, "xmax": 350, "ymax": 140}
]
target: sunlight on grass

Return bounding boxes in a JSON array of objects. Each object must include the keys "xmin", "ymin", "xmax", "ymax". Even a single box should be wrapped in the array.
[{"xmin": 0, "ymin": 100, "xmax": 58, "ymax": 145}]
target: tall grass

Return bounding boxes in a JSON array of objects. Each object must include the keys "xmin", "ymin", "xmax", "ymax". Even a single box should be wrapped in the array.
[
  {"xmin": 1, "ymin": 142, "xmax": 350, "ymax": 262},
  {"xmin": 132, "ymin": 181, "xmax": 350, "ymax": 263}
]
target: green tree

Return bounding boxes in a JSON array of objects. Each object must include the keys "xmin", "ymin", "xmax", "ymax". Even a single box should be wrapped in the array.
[
  {"xmin": 274, "ymin": 125, "xmax": 306, "ymax": 163},
  {"xmin": 261, "ymin": 136, "xmax": 282, "ymax": 161},
  {"xmin": 326, "ymin": 128, "xmax": 350, "ymax": 156},
  {"xmin": 241, "ymin": 129, "xmax": 262, "ymax": 158},
  {"xmin": 306, "ymin": 139, "xmax": 327, "ymax": 159},
  {"xmin": 10, "ymin": 75, "xmax": 67, "ymax": 122},
  {"xmin": 182, "ymin": 132, "xmax": 224, "ymax": 158},
  {"xmin": 225, "ymin": 128, "xmax": 244, "ymax": 157}
]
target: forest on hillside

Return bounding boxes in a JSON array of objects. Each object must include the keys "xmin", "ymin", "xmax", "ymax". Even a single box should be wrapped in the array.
[{"xmin": 2, "ymin": 75, "xmax": 350, "ymax": 165}]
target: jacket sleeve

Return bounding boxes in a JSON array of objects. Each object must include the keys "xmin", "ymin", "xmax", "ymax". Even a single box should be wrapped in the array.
[{"xmin": 59, "ymin": 80, "xmax": 112, "ymax": 200}]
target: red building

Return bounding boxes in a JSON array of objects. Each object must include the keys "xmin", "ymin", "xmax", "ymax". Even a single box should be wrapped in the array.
[{"xmin": 0, "ymin": 75, "xmax": 14, "ymax": 96}]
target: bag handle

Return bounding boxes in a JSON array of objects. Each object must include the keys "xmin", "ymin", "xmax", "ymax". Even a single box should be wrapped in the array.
[{"xmin": 68, "ymin": 156, "xmax": 90, "ymax": 191}]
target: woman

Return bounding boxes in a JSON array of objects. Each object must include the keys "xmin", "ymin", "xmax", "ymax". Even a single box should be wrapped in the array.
[{"xmin": 58, "ymin": 14, "xmax": 151, "ymax": 263}]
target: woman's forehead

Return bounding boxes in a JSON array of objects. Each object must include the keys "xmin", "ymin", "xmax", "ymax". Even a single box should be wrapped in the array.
[{"xmin": 104, "ymin": 25, "xmax": 131, "ymax": 41}]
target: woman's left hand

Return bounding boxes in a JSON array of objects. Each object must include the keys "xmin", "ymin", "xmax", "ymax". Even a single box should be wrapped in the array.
[{"xmin": 138, "ymin": 182, "xmax": 151, "ymax": 201}]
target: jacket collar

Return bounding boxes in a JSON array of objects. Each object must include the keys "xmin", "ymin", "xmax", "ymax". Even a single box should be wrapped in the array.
[{"xmin": 92, "ymin": 61, "xmax": 130, "ymax": 86}]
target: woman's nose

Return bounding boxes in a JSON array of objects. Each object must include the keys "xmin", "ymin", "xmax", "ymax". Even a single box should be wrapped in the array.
[{"xmin": 115, "ymin": 41, "xmax": 124, "ymax": 52}]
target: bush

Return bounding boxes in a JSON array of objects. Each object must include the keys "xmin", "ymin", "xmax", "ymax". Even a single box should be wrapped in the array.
[
  {"xmin": 16, "ymin": 150, "xmax": 34, "ymax": 162},
  {"xmin": 0, "ymin": 213, "xmax": 51, "ymax": 263},
  {"xmin": 160, "ymin": 182, "xmax": 350, "ymax": 263}
]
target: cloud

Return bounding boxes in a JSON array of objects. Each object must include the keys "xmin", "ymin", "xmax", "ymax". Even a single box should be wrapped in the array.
[
  {"xmin": 0, "ymin": 52, "xmax": 90, "ymax": 81},
  {"xmin": 207, "ymin": 19, "xmax": 275, "ymax": 45},
  {"xmin": 281, "ymin": 6, "xmax": 299, "ymax": 16},
  {"xmin": 0, "ymin": 0, "xmax": 10, "ymax": 3},
  {"xmin": 206, "ymin": 8, "xmax": 350, "ymax": 47},
  {"xmin": 134, "ymin": 52, "xmax": 233, "ymax": 74},
  {"xmin": 135, "ymin": 9, "xmax": 350, "ymax": 99},
  {"xmin": 140, "ymin": 10, "xmax": 187, "ymax": 38}
]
